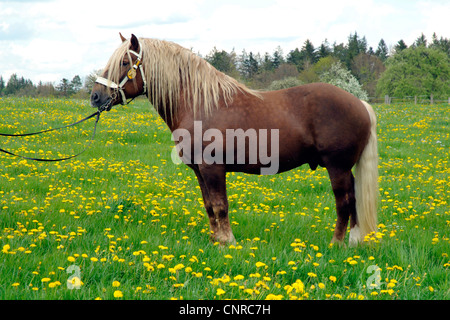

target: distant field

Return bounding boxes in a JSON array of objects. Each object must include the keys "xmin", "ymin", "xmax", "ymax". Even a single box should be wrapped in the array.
[{"xmin": 0, "ymin": 97, "xmax": 448, "ymax": 300}]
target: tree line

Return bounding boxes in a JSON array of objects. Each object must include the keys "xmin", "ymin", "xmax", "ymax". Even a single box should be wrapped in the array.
[
  {"xmin": 1, "ymin": 32, "xmax": 449, "ymax": 100},
  {"xmin": 204, "ymin": 32, "xmax": 449, "ymax": 99},
  {"xmin": 0, "ymin": 74, "xmax": 88, "ymax": 99}
]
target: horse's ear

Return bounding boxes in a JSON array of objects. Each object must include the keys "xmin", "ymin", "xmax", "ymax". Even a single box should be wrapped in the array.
[
  {"xmin": 130, "ymin": 34, "xmax": 139, "ymax": 51},
  {"xmin": 119, "ymin": 32, "xmax": 126, "ymax": 43}
]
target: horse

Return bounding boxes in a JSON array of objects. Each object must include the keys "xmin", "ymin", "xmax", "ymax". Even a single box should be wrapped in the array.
[{"xmin": 90, "ymin": 34, "xmax": 378, "ymax": 247}]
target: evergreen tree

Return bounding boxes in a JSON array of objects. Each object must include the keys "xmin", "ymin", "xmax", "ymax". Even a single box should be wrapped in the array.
[
  {"xmin": 239, "ymin": 51, "xmax": 259, "ymax": 79},
  {"xmin": 394, "ymin": 40, "xmax": 408, "ymax": 54},
  {"xmin": 71, "ymin": 75, "xmax": 82, "ymax": 93},
  {"xmin": 272, "ymin": 46, "xmax": 284, "ymax": 70},
  {"xmin": 332, "ymin": 42, "xmax": 348, "ymax": 64},
  {"xmin": 4, "ymin": 74, "xmax": 19, "ymax": 95},
  {"xmin": 286, "ymin": 48, "xmax": 303, "ymax": 72},
  {"xmin": 346, "ymin": 33, "xmax": 367, "ymax": 66},
  {"xmin": 429, "ymin": 33, "xmax": 450, "ymax": 57},
  {"xmin": 206, "ymin": 47, "xmax": 238, "ymax": 75},
  {"xmin": 375, "ymin": 39, "xmax": 389, "ymax": 62},
  {"xmin": 301, "ymin": 39, "xmax": 317, "ymax": 65},
  {"xmin": 56, "ymin": 78, "xmax": 72, "ymax": 97},
  {"xmin": 261, "ymin": 52, "xmax": 275, "ymax": 72},
  {"xmin": 318, "ymin": 39, "xmax": 332, "ymax": 59},
  {"xmin": 414, "ymin": 33, "xmax": 427, "ymax": 47},
  {"xmin": 0, "ymin": 76, "xmax": 4, "ymax": 96}
]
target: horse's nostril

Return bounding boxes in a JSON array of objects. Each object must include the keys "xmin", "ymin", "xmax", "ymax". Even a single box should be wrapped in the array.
[{"xmin": 91, "ymin": 92, "xmax": 100, "ymax": 103}]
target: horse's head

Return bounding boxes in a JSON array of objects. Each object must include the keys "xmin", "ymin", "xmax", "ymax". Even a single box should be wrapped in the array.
[{"xmin": 91, "ymin": 33, "xmax": 147, "ymax": 111}]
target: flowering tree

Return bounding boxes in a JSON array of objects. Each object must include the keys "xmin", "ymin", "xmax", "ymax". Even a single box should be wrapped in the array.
[{"xmin": 319, "ymin": 61, "xmax": 369, "ymax": 100}]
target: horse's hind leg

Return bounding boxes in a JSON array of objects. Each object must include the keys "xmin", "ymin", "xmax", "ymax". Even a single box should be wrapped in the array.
[
  {"xmin": 197, "ymin": 164, "xmax": 235, "ymax": 244},
  {"xmin": 327, "ymin": 167, "xmax": 357, "ymax": 244}
]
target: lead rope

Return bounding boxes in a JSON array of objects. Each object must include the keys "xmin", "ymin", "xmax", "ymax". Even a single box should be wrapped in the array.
[{"xmin": 0, "ymin": 110, "xmax": 102, "ymax": 162}]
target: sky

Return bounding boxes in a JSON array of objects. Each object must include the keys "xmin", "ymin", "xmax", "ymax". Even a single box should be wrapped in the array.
[{"xmin": 0, "ymin": 0, "xmax": 449, "ymax": 84}]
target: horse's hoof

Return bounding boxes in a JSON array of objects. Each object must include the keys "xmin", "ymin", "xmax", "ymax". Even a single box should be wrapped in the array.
[{"xmin": 330, "ymin": 237, "xmax": 347, "ymax": 248}]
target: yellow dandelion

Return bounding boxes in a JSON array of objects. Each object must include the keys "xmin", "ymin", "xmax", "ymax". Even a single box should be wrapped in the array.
[{"xmin": 216, "ymin": 288, "xmax": 226, "ymax": 296}]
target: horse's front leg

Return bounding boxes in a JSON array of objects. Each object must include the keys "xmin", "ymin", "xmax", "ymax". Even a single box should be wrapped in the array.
[
  {"xmin": 192, "ymin": 167, "xmax": 219, "ymax": 239},
  {"xmin": 197, "ymin": 164, "xmax": 235, "ymax": 244}
]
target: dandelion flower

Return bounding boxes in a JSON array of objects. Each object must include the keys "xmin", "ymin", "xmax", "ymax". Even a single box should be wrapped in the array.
[
  {"xmin": 112, "ymin": 281, "xmax": 121, "ymax": 287},
  {"xmin": 216, "ymin": 288, "xmax": 225, "ymax": 296},
  {"xmin": 114, "ymin": 290, "xmax": 123, "ymax": 298}
]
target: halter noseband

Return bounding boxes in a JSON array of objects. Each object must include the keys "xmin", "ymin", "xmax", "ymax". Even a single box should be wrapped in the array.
[{"xmin": 95, "ymin": 42, "xmax": 147, "ymax": 106}]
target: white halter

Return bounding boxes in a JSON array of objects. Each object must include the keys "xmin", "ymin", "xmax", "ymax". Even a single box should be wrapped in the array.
[{"xmin": 95, "ymin": 43, "xmax": 147, "ymax": 105}]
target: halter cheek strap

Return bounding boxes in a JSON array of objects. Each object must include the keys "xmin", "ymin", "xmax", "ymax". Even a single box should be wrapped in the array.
[{"xmin": 95, "ymin": 43, "xmax": 147, "ymax": 106}]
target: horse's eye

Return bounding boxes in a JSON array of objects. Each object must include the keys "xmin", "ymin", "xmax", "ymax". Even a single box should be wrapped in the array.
[{"xmin": 122, "ymin": 61, "xmax": 130, "ymax": 67}]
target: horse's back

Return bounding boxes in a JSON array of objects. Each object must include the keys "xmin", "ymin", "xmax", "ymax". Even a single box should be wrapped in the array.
[{"xmin": 260, "ymin": 83, "xmax": 372, "ymax": 170}]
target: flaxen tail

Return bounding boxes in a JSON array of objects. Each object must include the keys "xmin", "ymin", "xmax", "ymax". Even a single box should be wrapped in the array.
[{"xmin": 353, "ymin": 101, "xmax": 378, "ymax": 245}]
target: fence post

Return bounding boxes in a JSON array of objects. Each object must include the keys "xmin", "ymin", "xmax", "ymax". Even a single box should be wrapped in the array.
[
  {"xmin": 430, "ymin": 94, "xmax": 434, "ymax": 105},
  {"xmin": 385, "ymin": 95, "xmax": 389, "ymax": 105},
  {"xmin": 414, "ymin": 96, "xmax": 417, "ymax": 105}
]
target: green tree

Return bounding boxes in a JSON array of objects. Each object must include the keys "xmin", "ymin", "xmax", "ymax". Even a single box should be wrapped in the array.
[
  {"xmin": 376, "ymin": 46, "xmax": 450, "ymax": 99},
  {"xmin": 4, "ymin": 74, "xmax": 34, "ymax": 96},
  {"xmin": 272, "ymin": 46, "xmax": 284, "ymax": 70},
  {"xmin": 346, "ymin": 32, "xmax": 367, "ymax": 68},
  {"xmin": 298, "ymin": 56, "xmax": 339, "ymax": 83},
  {"xmin": 332, "ymin": 42, "xmax": 348, "ymax": 64},
  {"xmin": 429, "ymin": 33, "xmax": 450, "ymax": 57},
  {"xmin": 301, "ymin": 39, "xmax": 318, "ymax": 65},
  {"xmin": 318, "ymin": 39, "xmax": 332, "ymax": 59},
  {"xmin": 56, "ymin": 78, "xmax": 72, "ymax": 97},
  {"xmin": 414, "ymin": 33, "xmax": 427, "ymax": 48},
  {"xmin": 71, "ymin": 75, "xmax": 83, "ymax": 93},
  {"xmin": 0, "ymin": 76, "xmax": 4, "ymax": 96},
  {"xmin": 351, "ymin": 53, "xmax": 385, "ymax": 97},
  {"xmin": 286, "ymin": 48, "xmax": 303, "ymax": 72},
  {"xmin": 375, "ymin": 39, "xmax": 389, "ymax": 62},
  {"xmin": 206, "ymin": 47, "xmax": 238, "ymax": 76},
  {"xmin": 394, "ymin": 40, "xmax": 408, "ymax": 54},
  {"xmin": 239, "ymin": 51, "xmax": 259, "ymax": 79}
]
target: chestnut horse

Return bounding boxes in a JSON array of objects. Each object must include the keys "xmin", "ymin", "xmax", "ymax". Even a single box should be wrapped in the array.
[{"xmin": 91, "ymin": 34, "xmax": 378, "ymax": 246}]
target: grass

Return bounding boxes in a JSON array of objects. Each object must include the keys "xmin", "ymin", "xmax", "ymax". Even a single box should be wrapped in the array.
[{"xmin": 0, "ymin": 96, "xmax": 448, "ymax": 300}]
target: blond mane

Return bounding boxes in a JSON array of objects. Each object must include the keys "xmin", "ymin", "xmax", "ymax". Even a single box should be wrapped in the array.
[{"xmin": 103, "ymin": 38, "xmax": 261, "ymax": 119}]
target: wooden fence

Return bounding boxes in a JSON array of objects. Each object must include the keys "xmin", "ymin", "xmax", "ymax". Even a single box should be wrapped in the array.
[{"xmin": 368, "ymin": 95, "xmax": 450, "ymax": 105}]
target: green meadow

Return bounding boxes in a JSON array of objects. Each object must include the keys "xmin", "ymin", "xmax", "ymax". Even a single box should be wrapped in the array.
[{"xmin": 0, "ymin": 97, "xmax": 448, "ymax": 300}]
